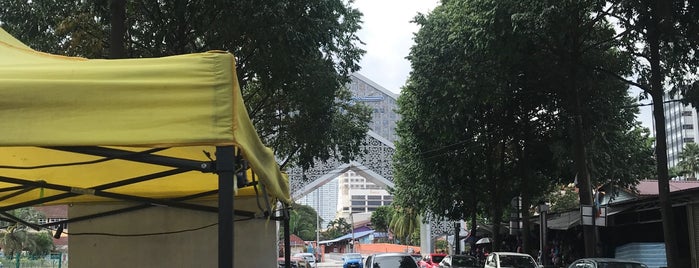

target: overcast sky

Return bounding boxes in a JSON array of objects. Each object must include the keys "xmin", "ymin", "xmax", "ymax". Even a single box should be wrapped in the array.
[
  {"xmin": 352, "ymin": 0, "xmax": 440, "ymax": 94},
  {"xmin": 352, "ymin": 0, "xmax": 653, "ymax": 131}
]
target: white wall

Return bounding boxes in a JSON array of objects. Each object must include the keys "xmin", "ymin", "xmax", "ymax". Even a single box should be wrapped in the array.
[{"xmin": 68, "ymin": 197, "xmax": 277, "ymax": 267}]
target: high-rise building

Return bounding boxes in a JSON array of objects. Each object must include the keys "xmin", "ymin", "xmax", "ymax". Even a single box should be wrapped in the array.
[
  {"xmin": 296, "ymin": 178, "xmax": 339, "ymax": 226},
  {"xmin": 659, "ymin": 92, "xmax": 698, "ymax": 179}
]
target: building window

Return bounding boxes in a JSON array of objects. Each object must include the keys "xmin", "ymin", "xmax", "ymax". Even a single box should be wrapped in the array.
[
  {"xmin": 682, "ymin": 111, "xmax": 693, "ymax": 116},
  {"xmin": 352, "ymin": 201, "xmax": 365, "ymax": 206},
  {"xmin": 683, "ymin": 124, "xmax": 694, "ymax": 129},
  {"xmin": 685, "ymin": 138, "xmax": 695, "ymax": 143},
  {"xmin": 367, "ymin": 195, "xmax": 381, "ymax": 200},
  {"xmin": 367, "ymin": 201, "xmax": 382, "ymax": 206}
]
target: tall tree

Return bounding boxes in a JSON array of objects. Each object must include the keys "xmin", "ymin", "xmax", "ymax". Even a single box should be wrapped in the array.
[
  {"xmin": 394, "ymin": 0, "xmax": 654, "ymax": 257},
  {"xmin": 603, "ymin": 1, "xmax": 699, "ymax": 265},
  {"xmin": 0, "ymin": 0, "xmax": 372, "ymax": 171}
]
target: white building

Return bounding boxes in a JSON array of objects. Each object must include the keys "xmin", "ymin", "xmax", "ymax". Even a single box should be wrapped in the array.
[{"xmin": 658, "ymin": 92, "xmax": 699, "ymax": 178}]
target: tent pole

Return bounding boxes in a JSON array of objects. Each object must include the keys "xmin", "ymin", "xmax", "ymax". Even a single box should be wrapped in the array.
[{"xmin": 217, "ymin": 146, "xmax": 235, "ymax": 268}]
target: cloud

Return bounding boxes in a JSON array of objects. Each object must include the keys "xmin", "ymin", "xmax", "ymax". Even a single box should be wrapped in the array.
[{"xmin": 353, "ymin": 0, "xmax": 440, "ymax": 94}]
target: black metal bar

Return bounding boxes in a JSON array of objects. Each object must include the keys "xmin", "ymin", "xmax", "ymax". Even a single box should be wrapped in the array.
[
  {"xmin": 0, "ymin": 211, "xmax": 41, "ymax": 230},
  {"xmin": 45, "ymin": 146, "xmax": 214, "ymax": 172},
  {"xmin": 0, "ymin": 186, "xmax": 37, "ymax": 202},
  {"xmin": 40, "ymin": 190, "xmax": 220, "ymax": 227},
  {"xmin": 284, "ymin": 203, "xmax": 291, "ymax": 268},
  {"xmin": 0, "ymin": 186, "xmax": 29, "ymax": 193},
  {"xmin": 216, "ymin": 146, "xmax": 235, "ymax": 268},
  {"xmin": 0, "ymin": 168, "xmax": 190, "ymax": 211}
]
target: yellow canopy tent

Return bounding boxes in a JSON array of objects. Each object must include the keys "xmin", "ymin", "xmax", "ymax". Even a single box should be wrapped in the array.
[{"xmin": 0, "ymin": 27, "xmax": 289, "ymax": 268}]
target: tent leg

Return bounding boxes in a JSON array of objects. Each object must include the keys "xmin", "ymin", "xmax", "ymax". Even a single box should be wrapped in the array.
[
  {"xmin": 217, "ymin": 146, "xmax": 235, "ymax": 268},
  {"xmin": 284, "ymin": 204, "xmax": 291, "ymax": 268}
]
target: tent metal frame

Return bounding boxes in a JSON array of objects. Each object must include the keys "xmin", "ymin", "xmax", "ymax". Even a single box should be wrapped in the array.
[{"xmin": 0, "ymin": 145, "xmax": 285, "ymax": 268}]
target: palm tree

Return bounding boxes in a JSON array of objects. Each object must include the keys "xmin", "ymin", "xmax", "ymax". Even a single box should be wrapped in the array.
[
  {"xmin": 389, "ymin": 206, "xmax": 419, "ymax": 245},
  {"xmin": 678, "ymin": 143, "xmax": 699, "ymax": 180}
]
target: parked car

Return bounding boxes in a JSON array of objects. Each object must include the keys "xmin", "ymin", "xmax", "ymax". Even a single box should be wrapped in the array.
[
  {"xmin": 293, "ymin": 253, "xmax": 317, "ymax": 268},
  {"xmin": 343, "ymin": 253, "xmax": 364, "ymax": 268},
  {"xmin": 438, "ymin": 254, "xmax": 479, "ymax": 268},
  {"xmin": 567, "ymin": 258, "xmax": 648, "ymax": 268},
  {"xmin": 418, "ymin": 253, "xmax": 447, "ymax": 268},
  {"xmin": 277, "ymin": 257, "xmax": 304, "ymax": 268},
  {"xmin": 411, "ymin": 254, "xmax": 423, "ymax": 264},
  {"xmin": 483, "ymin": 252, "xmax": 542, "ymax": 268},
  {"xmin": 365, "ymin": 253, "xmax": 419, "ymax": 268}
]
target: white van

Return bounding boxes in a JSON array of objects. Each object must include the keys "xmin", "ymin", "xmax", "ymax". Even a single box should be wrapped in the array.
[{"xmin": 484, "ymin": 252, "xmax": 543, "ymax": 268}]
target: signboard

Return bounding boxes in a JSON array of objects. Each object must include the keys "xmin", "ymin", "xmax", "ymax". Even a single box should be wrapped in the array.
[{"xmin": 581, "ymin": 205, "xmax": 607, "ymax": 226}]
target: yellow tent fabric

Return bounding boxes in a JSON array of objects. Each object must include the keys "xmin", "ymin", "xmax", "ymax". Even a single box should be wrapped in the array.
[{"xmin": 0, "ymin": 28, "xmax": 290, "ymax": 205}]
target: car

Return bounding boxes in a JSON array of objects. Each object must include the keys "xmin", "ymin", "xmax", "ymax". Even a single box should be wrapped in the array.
[
  {"xmin": 277, "ymin": 257, "xmax": 304, "ymax": 268},
  {"xmin": 411, "ymin": 254, "xmax": 423, "ymax": 264},
  {"xmin": 343, "ymin": 253, "xmax": 364, "ymax": 268},
  {"xmin": 567, "ymin": 258, "xmax": 648, "ymax": 268},
  {"xmin": 418, "ymin": 253, "xmax": 447, "ymax": 268},
  {"xmin": 293, "ymin": 253, "xmax": 317, "ymax": 268},
  {"xmin": 438, "ymin": 254, "xmax": 479, "ymax": 268},
  {"xmin": 484, "ymin": 252, "xmax": 542, "ymax": 268},
  {"xmin": 364, "ymin": 253, "xmax": 419, "ymax": 268}
]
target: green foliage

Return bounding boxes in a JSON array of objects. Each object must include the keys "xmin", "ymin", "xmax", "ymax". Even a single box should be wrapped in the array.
[
  {"xmin": 370, "ymin": 206, "xmax": 393, "ymax": 233},
  {"xmin": 321, "ymin": 217, "xmax": 351, "ymax": 240},
  {"xmin": 0, "ymin": 208, "xmax": 54, "ymax": 259},
  {"xmin": 677, "ymin": 143, "xmax": 699, "ymax": 180},
  {"xmin": 280, "ymin": 203, "xmax": 321, "ymax": 241},
  {"xmin": 546, "ymin": 184, "xmax": 580, "ymax": 213},
  {"xmin": 392, "ymin": 0, "xmax": 655, "ymax": 242},
  {"xmin": 434, "ymin": 240, "xmax": 449, "ymax": 253},
  {"xmin": 388, "ymin": 206, "xmax": 419, "ymax": 245},
  {"xmin": 0, "ymin": 0, "xmax": 371, "ymax": 170}
]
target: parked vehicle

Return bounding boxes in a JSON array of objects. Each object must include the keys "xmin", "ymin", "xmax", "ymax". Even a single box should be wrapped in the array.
[
  {"xmin": 343, "ymin": 253, "xmax": 364, "ymax": 268},
  {"xmin": 567, "ymin": 258, "xmax": 648, "ymax": 268},
  {"xmin": 418, "ymin": 253, "xmax": 447, "ymax": 268},
  {"xmin": 438, "ymin": 254, "xmax": 479, "ymax": 268},
  {"xmin": 277, "ymin": 257, "xmax": 304, "ymax": 268},
  {"xmin": 293, "ymin": 253, "xmax": 317, "ymax": 268},
  {"xmin": 483, "ymin": 252, "xmax": 542, "ymax": 268},
  {"xmin": 411, "ymin": 254, "xmax": 423, "ymax": 264},
  {"xmin": 365, "ymin": 253, "xmax": 419, "ymax": 268}
]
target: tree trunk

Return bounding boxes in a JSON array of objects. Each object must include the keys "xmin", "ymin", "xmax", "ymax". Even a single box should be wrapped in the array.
[
  {"xmin": 109, "ymin": 0, "xmax": 126, "ymax": 59},
  {"xmin": 648, "ymin": 7, "xmax": 679, "ymax": 265}
]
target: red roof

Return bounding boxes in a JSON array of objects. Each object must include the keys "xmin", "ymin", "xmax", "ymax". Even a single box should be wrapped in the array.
[
  {"xmin": 635, "ymin": 180, "xmax": 699, "ymax": 196},
  {"xmin": 33, "ymin": 205, "xmax": 68, "ymax": 218}
]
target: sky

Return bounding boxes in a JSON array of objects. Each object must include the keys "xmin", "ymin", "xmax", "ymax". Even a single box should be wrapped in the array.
[
  {"xmin": 352, "ymin": 0, "xmax": 440, "ymax": 94},
  {"xmin": 352, "ymin": 0, "xmax": 654, "ymax": 131}
]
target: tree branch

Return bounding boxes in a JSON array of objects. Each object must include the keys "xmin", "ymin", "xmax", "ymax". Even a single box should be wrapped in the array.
[{"xmin": 595, "ymin": 67, "xmax": 650, "ymax": 93}]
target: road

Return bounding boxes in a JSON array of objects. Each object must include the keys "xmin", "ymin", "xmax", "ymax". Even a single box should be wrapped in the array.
[{"xmin": 318, "ymin": 253, "xmax": 346, "ymax": 268}]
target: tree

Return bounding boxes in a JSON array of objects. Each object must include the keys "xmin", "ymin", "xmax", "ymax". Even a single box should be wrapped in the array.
[
  {"xmin": 370, "ymin": 206, "xmax": 392, "ymax": 233},
  {"xmin": 0, "ymin": 0, "xmax": 372, "ymax": 171},
  {"xmin": 321, "ymin": 218, "xmax": 351, "ymax": 240},
  {"xmin": 602, "ymin": 1, "xmax": 699, "ymax": 265},
  {"xmin": 393, "ymin": 0, "xmax": 654, "ymax": 256},
  {"xmin": 388, "ymin": 206, "xmax": 419, "ymax": 245},
  {"xmin": 677, "ymin": 143, "xmax": 699, "ymax": 180},
  {"xmin": 0, "ymin": 208, "xmax": 55, "ymax": 259},
  {"xmin": 280, "ymin": 203, "xmax": 321, "ymax": 241}
]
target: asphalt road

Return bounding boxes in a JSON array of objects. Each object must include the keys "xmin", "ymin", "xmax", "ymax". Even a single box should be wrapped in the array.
[{"xmin": 318, "ymin": 253, "xmax": 347, "ymax": 268}]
